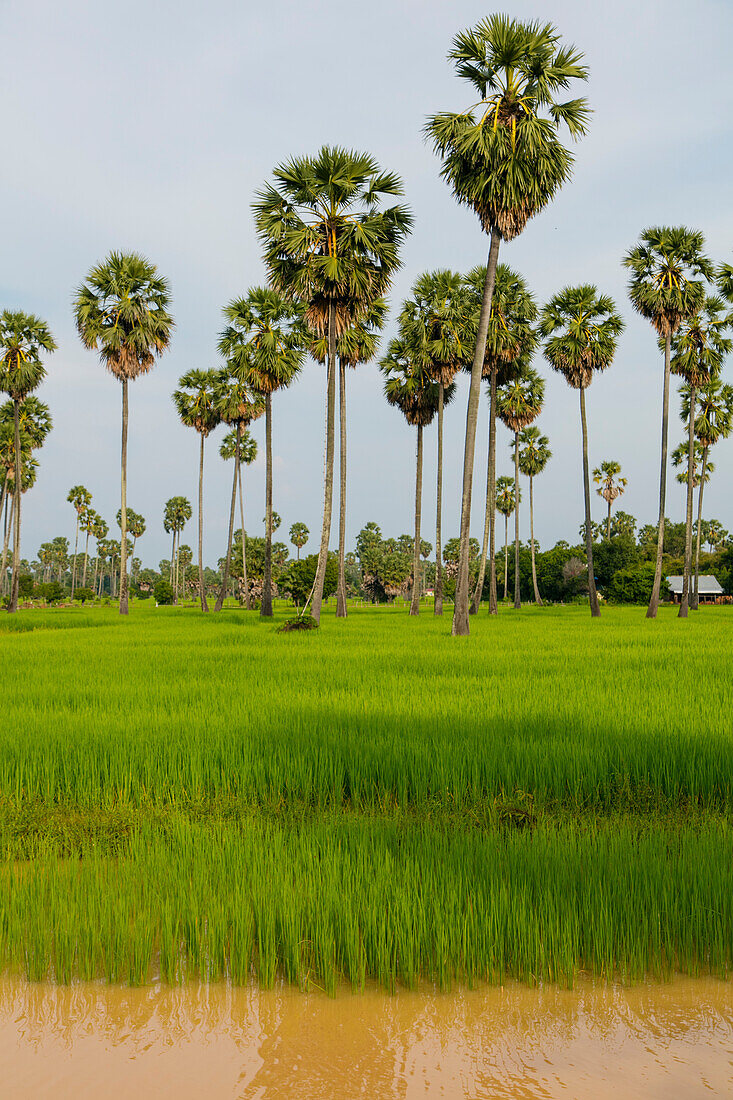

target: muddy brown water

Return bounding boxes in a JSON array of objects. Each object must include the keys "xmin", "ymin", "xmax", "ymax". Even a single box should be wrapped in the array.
[{"xmin": 1, "ymin": 976, "xmax": 731, "ymax": 1098}]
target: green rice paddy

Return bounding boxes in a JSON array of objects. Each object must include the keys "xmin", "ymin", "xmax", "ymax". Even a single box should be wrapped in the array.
[{"xmin": 1, "ymin": 602, "xmax": 731, "ymax": 989}]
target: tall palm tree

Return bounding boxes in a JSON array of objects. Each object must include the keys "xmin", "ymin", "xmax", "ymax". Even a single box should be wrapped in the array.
[
  {"xmin": 427, "ymin": 16, "xmax": 589, "ymax": 635},
  {"xmin": 518, "ymin": 426, "xmax": 551, "ymax": 604},
  {"xmin": 219, "ymin": 288, "xmax": 304, "ymax": 618},
  {"xmin": 128, "ymin": 511, "xmax": 146, "ymax": 574},
  {"xmin": 254, "ymin": 146, "xmax": 411, "ymax": 623},
  {"xmin": 623, "ymin": 228, "xmax": 712, "ymax": 618},
  {"xmin": 0, "ymin": 311, "xmax": 56, "ymax": 612},
  {"xmin": 74, "ymin": 252, "xmax": 173, "ymax": 615},
  {"xmin": 680, "ymin": 377, "xmax": 733, "ymax": 608},
  {"xmin": 163, "ymin": 496, "xmax": 192, "ymax": 598},
  {"xmin": 399, "ymin": 271, "xmax": 470, "ymax": 616},
  {"xmin": 0, "ymin": 426, "xmax": 31, "ymax": 594},
  {"xmin": 593, "ymin": 461, "xmax": 627, "ymax": 539},
  {"xmin": 669, "ymin": 296, "xmax": 731, "ymax": 617},
  {"xmin": 173, "ymin": 370, "xmax": 221, "ymax": 612},
  {"xmin": 495, "ymin": 476, "xmax": 516, "ymax": 601},
  {"xmin": 214, "ymin": 414, "xmax": 262, "ymax": 612},
  {"xmin": 380, "ymin": 338, "xmax": 449, "ymax": 615},
  {"xmin": 92, "ymin": 519, "xmax": 109, "ymax": 596},
  {"xmin": 496, "ymin": 367, "xmax": 544, "ymax": 609},
  {"xmin": 289, "ymin": 522, "xmax": 309, "ymax": 560},
  {"xmin": 67, "ymin": 486, "xmax": 92, "ymax": 598},
  {"xmin": 540, "ymin": 285, "xmax": 624, "ymax": 618},
  {"xmin": 463, "ymin": 265, "xmax": 537, "ymax": 615},
  {"xmin": 79, "ymin": 507, "xmax": 100, "ymax": 589}
]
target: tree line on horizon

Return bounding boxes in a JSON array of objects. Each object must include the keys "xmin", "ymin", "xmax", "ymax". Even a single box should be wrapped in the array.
[{"xmin": 2, "ymin": 15, "xmax": 733, "ymax": 629}]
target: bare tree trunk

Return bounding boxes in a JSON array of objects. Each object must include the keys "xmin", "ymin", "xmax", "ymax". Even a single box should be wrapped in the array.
[
  {"xmin": 216, "ymin": 421, "xmax": 240, "ymax": 613},
  {"xmin": 647, "ymin": 334, "xmax": 672, "ymax": 619},
  {"xmin": 119, "ymin": 380, "xmax": 129, "ymax": 615},
  {"xmin": 606, "ymin": 499, "xmax": 612, "ymax": 540},
  {"xmin": 2, "ymin": 494, "xmax": 15, "ymax": 601},
  {"xmin": 238, "ymin": 449, "xmax": 250, "ymax": 610},
  {"xmin": 679, "ymin": 385, "xmax": 696, "ymax": 618},
  {"xmin": 503, "ymin": 514, "xmax": 509, "ymax": 600},
  {"xmin": 8, "ymin": 399, "xmax": 22, "ymax": 612},
  {"xmin": 453, "ymin": 227, "xmax": 501, "ymax": 636},
  {"xmin": 312, "ymin": 300, "xmax": 337, "ymax": 624},
  {"xmin": 261, "ymin": 394, "xmax": 273, "ymax": 617},
  {"xmin": 82, "ymin": 529, "xmax": 90, "ymax": 588},
  {"xmin": 529, "ymin": 474, "xmax": 542, "ymax": 605},
  {"xmin": 434, "ymin": 383, "xmax": 444, "ymax": 616},
  {"xmin": 336, "ymin": 357, "xmax": 347, "ymax": 618},
  {"xmin": 410, "ymin": 424, "xmax": 423, "ymax": 616},
  {"xmin": 513, "ymin": 430, "xmax": 521, "ymax": 609},
  {"xmin": 692, "ymin": 445, "xmax": 708, "ymax": 611},
  {"xmin": 580, "ymin": 387, "xmax": 600, "ymax": 618},
  {"xmin": 197, "ymin": 432, "xmax": 209, "ymax": 612},
  {"xmin": 472, "ymin": 364, "xmax": 498, "ymax": 616},
  {"xmin": 70, "ymin": 514, "xmax": 80, "ymax": 599}
]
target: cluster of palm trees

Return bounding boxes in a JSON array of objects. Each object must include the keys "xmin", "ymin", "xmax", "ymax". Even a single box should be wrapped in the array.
[{"xmin": 3, "ymin": 15, "xmax": 732, "ymax": 630}]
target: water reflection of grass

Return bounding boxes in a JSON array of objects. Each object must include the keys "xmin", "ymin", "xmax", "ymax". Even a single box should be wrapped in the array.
[{"xmin": 0, "ymin": 602, "xmax": 731, "ymax": 987}]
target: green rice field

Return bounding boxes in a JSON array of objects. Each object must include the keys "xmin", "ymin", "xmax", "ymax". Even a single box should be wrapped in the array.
[{"xmin": 1, "ymin": 601, "xmax": 731, "ymax": 989}]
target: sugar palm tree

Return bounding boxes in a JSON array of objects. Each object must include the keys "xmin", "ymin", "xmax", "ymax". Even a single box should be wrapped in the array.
[
  {"xmin": 254, "ymin": 146, "xmax": 412, "ymax": 623},
  {"xmin": 464, "ymin": 265, "xmax": 537, "ymax": 615},
  {"xmin": 163, "ymin": 496, "xmax": 192, "ymax": 600},
  {"xmin": 0, "ymin": 426, "xmax": 31, "ymax": 593},
  {"xmin": 219, "ymin": 288, "xmax": 304, "ymax": 617},
  {"xmin": 92, "ymin": 518, "xmax": 109, "ymax": 596},
  {"xmin": 0, "ymin": 311, "xmax": 56, "ymax": 611},
  {"xmin": 398, "ymin": 270, "xmax": 470, "ymax": 616},
  {"xmin": 213, "ymin": 367, "xmax": 265, "ymax": 612},
  {"xmin": 290, "ymin": 522, "xmax": 309, "ymax": 560},
  {"xmin": 669, "ymin": 295, "xmax": 731, "ymax": 617},
  {"xmin": 496, "ymin": 367, "xmax": 544, "ymax": 609},
  {"xmin": 518, "ymin": 426, "xmax": 551, "ymax": 604},
  {"xmin": 427, "ymin": 16, "xmax": 590, "ymax": 635},
  {"xmin": 680, "ymin": 377, "xmax": 733, "ymax": 608},
  {"xmin": 128, "ymin": 511, "xmax": 146, "ymax": 573},
  {"xmin": 623, "ymin": 228, "xmax": 712, "ymax": 618},
  {"xmin": 380, "ymin": 338, "xmax": 450, "ymax": 615},
  {"xmin": 67, "ymin": 485, "xmax": 92, "ymax": 598},
  {"xmin": 495, "ymin": 476, "xmax": 516, "ymax": 601},
  {"xmin": 593, "ymin": 461, "xmax": 627, "ymax": 539},
  {"xmin": 672, "ymin": 440, "xmax": 714, "ymax": 487},
  {"xmin": 79, "ymin": 507, "xmax": 99, "ymax": 588},
  {"xmin": 74, "ymin": 252, "xmax": 173, "ymax": 615},
  {"xmin": 540, "ymin": 285, "xmax": 624, "ymax": 617},
  {"xmin": 173, "ymin": 370, "xmax": 221, "ymax": 611}
]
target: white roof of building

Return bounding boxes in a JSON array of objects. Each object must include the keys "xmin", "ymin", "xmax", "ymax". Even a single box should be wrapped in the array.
[{"xmin": 666, "ymin": 575, "xmax": 723, "ymax": 595}]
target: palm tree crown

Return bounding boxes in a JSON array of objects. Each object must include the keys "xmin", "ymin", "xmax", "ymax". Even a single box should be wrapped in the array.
[
  {"xmin": 0, "ymin": 311, "xmax": 57, "ymax": 399},
  {"xmin": 173, "ymin": 370, "xmax": 221, "ymax": 436},
  {"xmin": 519, "ymin": 427, "xmax": 551, "ymax": 478},
  {"xmin": 623, "ymin": 228, "xmax": 713, "ymax": 337},
  {"xmin": 540, "ymin": 285, "xmax": 624, "ymax": 385}
]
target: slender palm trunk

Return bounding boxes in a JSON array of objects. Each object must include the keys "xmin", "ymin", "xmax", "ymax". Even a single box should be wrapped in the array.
[
  {"xmin": 453, "ymin": 227, "xmax": 502, "ymax": 636},
  {"xmin": 529, "ymin": 475, "xmax": 542, "ymax": 605},
  {"xmin": 580, "ymin": 387, "xmax": 600, "ymax": 618},
  {"xmin": 336, "ymin": 358, "xmax": 348, "ymax": 618},
  {"xmin": 2, "ymin": 494, "xmax": 16, "ymax": 599},
  {"xmin": 261, "ymin": 394, "xmax": 273, "ymax": 617},
  {"xmin": 503, "ymin": 514, "xmax": 509, "ymax": 600},
  {"xmin": 472, "ymin": 365, "xmax": 499, "ymax": 616},
  {"xmin": 216, "ymin": 422, "xmax": 240, "ymax": 613},
  {"xmin": 647, "ymin": 334, "xmax": 672, "ymax": 619},
  {"xmin": 82, "ymin": 530, "xmax": 90, "ymax": 588},
  {"xmin": 312, "ymin": 301, "xmax": 337, "ymax": 624},
  {"xmin": 679, "ymin": 386, "xmax": 696, "ymax": 618},
  {"xmin": 8, "ymin": 399, "xmax": 22, "ymax": 612},
  {"xmin": 197, "ymin": 432, "xmax": 208, "ymax": 612},
  {"xmin": 692, "ymin": 445, "xmax": 708, "ymax": 611},
  {"xmin": 119, "ymin": 380, "xmax": 129, "ymax": 615},
  {"xmin": 513, "ymin": 431, "xmax": 521, "ymax": 609},
  {"xmin": 434, "ymin": 384, "xmax": 444, "ymax": 616},
  {"xmin": 93, "ymin": 551, "xmax": 99, "ymax": 596},
  {"xmin": 606, "ymin": 499, "xmax": 612, "ymax": 540},
  {"xmin": 169, "ymin": 531, "xmax": 175, "ymax": 587},
  {"xmin": 70, "ymin": 515, "xmax": 80, "ymax": 598},
  {"xmin": 410, "ymin": 424, "xmax": 423, "ymax": 616},
  {"xmin": 238, "ymin": 453, "xmax": 250, "ymax": 610}
]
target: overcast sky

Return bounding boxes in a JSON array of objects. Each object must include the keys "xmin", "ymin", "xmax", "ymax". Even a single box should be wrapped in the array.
[{"xmin": 2, "ymin": 0, "xmax": 732, "ymax": 568}]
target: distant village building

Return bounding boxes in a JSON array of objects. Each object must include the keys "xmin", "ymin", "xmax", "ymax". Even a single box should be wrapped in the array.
[{"xmin": 666, "ymin": 575, "xmax": 724, "ymax": 604}]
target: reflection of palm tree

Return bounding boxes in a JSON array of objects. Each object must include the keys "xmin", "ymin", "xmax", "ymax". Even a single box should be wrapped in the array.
[
  {"xmin": 593, "ymin": 461, "xmax": 627, "ymax": 539},
  {"xmin": 518, "ymin": 427, "xmax": 551, "ymax": 605}
]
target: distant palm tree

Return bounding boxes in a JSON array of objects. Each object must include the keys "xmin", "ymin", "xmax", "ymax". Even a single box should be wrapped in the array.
[
  {"xmin": 540, "ymin": 285, "xmax": 624, "ymax": 618},
  {"xmin": 426, "ymin": 15, "xmax": 589, "ymax": 635},
  {"xmin": 289, "ymin": 522, "xmax": 309, "ymax": 560},
  {"xmin": 495, "ymin": 476, "xmax": 516, "ymax": 601},
  {"xmin": 518, "ymin": 426, "xmax": 551, "ymax": 604},
  {"xmin": 593, "ymin": 461, "xmax": 627, "ymax": 539},
  {"xmin": 0, "ymin": 311, "xmax": 56, "ymax": 611},
  {"xmin": 74, "ymin": 252, "xmax": 173, "ymax": 615},
  {"xmin": 163, "ymin": 496, "xmax": 192, "ymax": 601},
  {"xmin": 92, "ymin": 518, "xmax": 109, "ymax": 596},
  {"xmin": 67, "ymin": 486, "xmax": 92, "ymax": 598},
  {"xmin": 496, "ymin": 367, "xmax": 544, "ymax": 608},
  {"xmin": 79, "ymin": 507, "xmax": 100, "ymax": 588},
  {"xmin": 219, "ymin": 288, "xmax": 304, "ymax": 617},
  {"xmin": 669, "ymin": 296, "xmax": 731, "ymax": 617},
  {"xmin": 254, "ymin": 146, "xmax": 411, "ymax": 623},
  {"xmin": 623, "ymin": 227, "xmax": 712, "ymax": 618},
  {"xmin": 173, "ymin": 370, "xmax": 221, "ymax": 611}
]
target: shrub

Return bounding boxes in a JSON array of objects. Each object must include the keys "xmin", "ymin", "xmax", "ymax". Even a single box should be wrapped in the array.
[
  {"xmin": 153, "ymin": 579, "xmax": 174, "ymax": 605},
  {"xmin": 18, "ymin": 575, "xmax": 34, "ymax": 600},
  {"xmin": 37, "ymin": 581, "xmax": 64, "ymax": 604},
  {"xmin": 277, "ymin": 614, "xmax": 319, "ymax": 633},
  {"xmin": 73, "ymin": 587, "xmax": 95, "ymax": 604},
  {"xmin": 608, "ymin": 562, "xmax": 657, "ymax": 604}
]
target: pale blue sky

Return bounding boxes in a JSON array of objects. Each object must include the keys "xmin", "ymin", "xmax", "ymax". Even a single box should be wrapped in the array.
[{"xmin": 2, "ymin": 0, "xmax": 732, "ymax": 566}]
